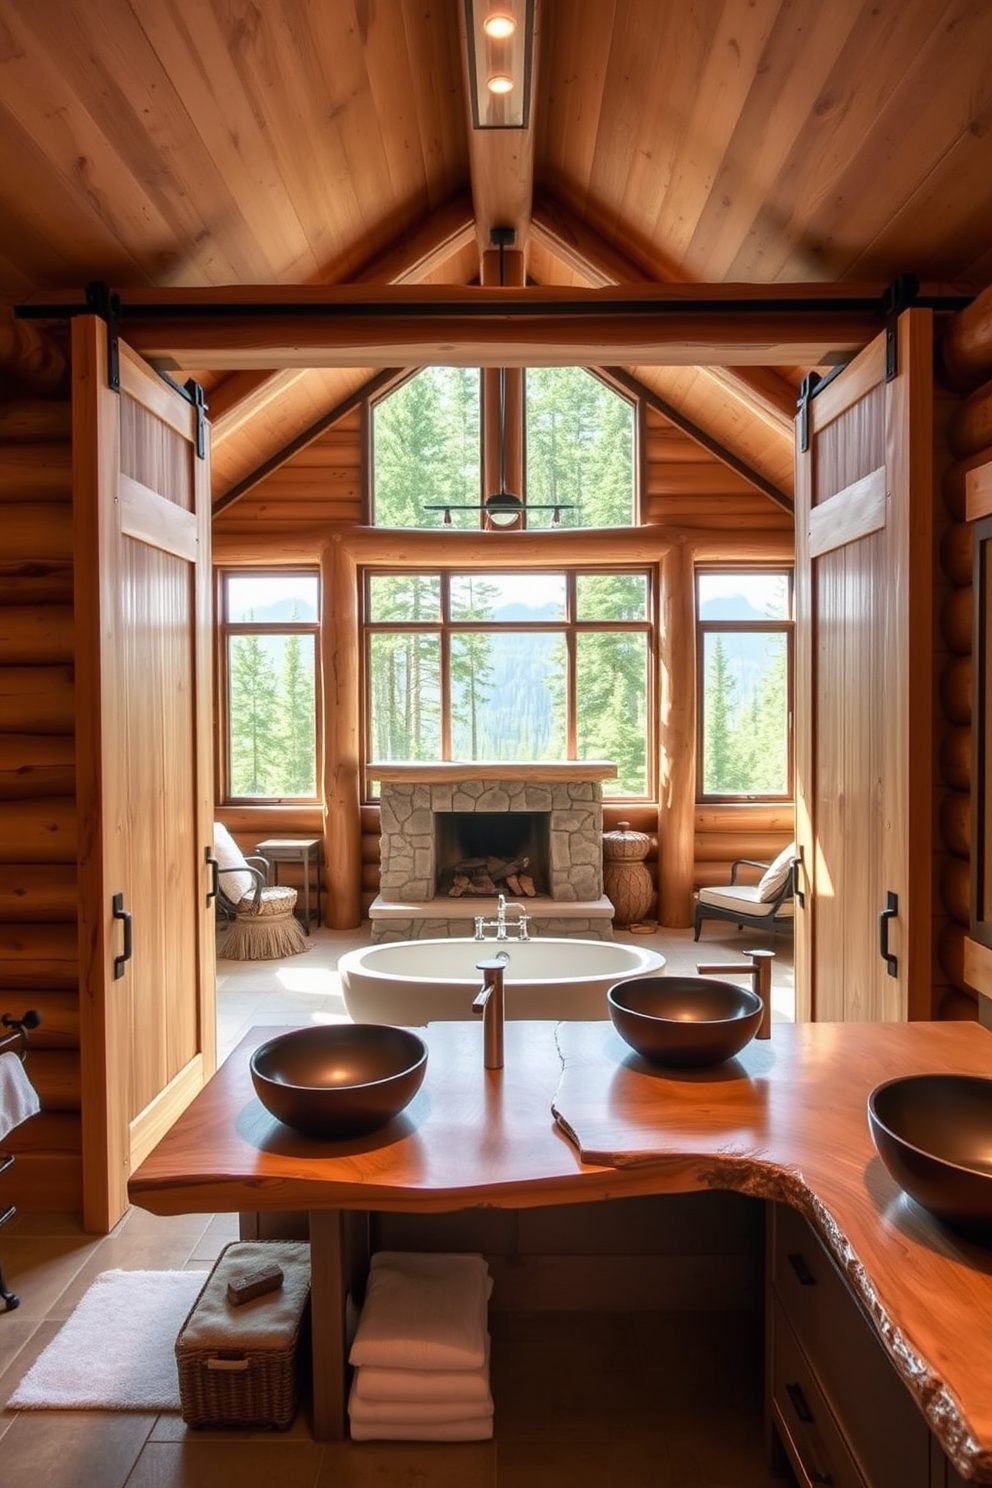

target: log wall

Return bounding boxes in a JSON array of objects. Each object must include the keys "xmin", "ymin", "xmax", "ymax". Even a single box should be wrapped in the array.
[{"xmin": 0, "ymin": 397, "xmax": 83, "ymax": 1209}]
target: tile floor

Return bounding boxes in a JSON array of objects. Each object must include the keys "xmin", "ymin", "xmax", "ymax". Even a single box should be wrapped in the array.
[{"xmin": 0, "ymin": 920, "xmax": 796, "ymax": 1487}]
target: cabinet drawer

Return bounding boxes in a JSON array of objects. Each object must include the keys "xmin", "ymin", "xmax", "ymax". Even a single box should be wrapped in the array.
[
  {"xmin": 771, "ymin": 1303, "xmax": 866, "ymax": 1488},
  {"xmin": 771, "ymin": 1204, "xmax": 929, "ymax": 1488}
]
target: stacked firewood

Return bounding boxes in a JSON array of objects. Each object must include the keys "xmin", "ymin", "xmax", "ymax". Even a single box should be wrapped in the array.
[{"xmin": 447, "ymin": 855, "xmax": 537, "ymax": 897}]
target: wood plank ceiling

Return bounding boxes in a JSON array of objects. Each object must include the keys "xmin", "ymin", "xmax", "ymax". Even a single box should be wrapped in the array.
[{"xmin": 2, "ymin": 0, "xmax": 991, "ymax": 512}]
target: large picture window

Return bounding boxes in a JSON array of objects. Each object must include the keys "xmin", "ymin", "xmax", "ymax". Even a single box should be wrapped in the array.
[
  {"xmin": 696, "ymin": 569, "xmax": 793, "ymax": 800},
  {"xmin": 219, "ymin": 570, "xmax": 320, "ymax": 801},
  {"xmin": 364, "ymin": 569, "xmax": 653, "ymax": 797}
]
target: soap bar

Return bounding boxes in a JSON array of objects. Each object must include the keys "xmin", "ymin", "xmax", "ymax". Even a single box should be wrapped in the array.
[{"xmin": 226, "ymin": 1263, "xmax": 284, "ymax": 1306}]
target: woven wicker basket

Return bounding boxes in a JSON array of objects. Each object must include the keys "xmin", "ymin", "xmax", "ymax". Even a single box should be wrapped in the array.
[{"xmin": 176, "ymin": 1240, "xmax": 311, "ymax": 1429}]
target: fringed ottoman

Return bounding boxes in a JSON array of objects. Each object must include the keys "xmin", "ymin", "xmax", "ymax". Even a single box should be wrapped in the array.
[{"xmin": 219, "ymin": 885, "xmax": 310, "ymax": 960}]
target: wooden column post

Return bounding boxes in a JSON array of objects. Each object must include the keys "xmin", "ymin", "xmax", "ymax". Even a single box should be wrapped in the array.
[
  {"xmin": 658, "ymin": 542, "xmax": 696, "ymax": 926},
  {"xmin": 482, "ymin": 246, "xmax": 524, "ymax": 527},
  {"xmin": 321, "ymin": 534, "xmax": 362, "ymax": 928}
]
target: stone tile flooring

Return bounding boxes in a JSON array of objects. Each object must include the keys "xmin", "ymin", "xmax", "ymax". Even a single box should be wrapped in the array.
[{"xmin": 0, "ymin": 920, "xmax": 796, "ymax": 1487}]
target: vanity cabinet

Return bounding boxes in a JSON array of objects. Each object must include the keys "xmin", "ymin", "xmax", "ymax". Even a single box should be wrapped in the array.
[{"xmin": 768, "ymin": 1204, "xmax": 965, "ymax": 1488}]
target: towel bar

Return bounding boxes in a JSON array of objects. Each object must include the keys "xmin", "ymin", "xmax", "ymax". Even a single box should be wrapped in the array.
[{"xmin": 0, "ymin": 1009, "xmax": 42, "ymax": 1313}]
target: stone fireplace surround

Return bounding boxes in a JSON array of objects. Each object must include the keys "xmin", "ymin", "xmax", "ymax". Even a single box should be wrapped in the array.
[{"xmin": 369, "ymin": 762, "xmax": 617, "ymax": 942}]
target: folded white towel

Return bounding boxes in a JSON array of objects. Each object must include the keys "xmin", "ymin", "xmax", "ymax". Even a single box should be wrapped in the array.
[
  {"xmin": 0, "ymin": 1051, "xmax": 40, "ymax": 1144},
  {"xmin": 353, "ymin": 1336, "xmax": 492, "ymax": 1406},
  {"xmin": 348, "ymin": 1414, "xmax": 494, "ymax": 1441},
  {"xmin": 348, "ymin": 1381, "xmax": 493, "ymax": 1425},
  {"xmin": 349, "ymin": 1252, "xmax": 492, "ymax": 1371}
]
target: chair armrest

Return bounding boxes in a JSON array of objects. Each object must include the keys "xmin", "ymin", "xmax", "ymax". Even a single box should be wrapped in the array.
[
  {"xmin": 217, "ymin": 863, "xmax": 265, "ymax": 911},
  {"xmin": 243, "ymin": 854, "xmax": 270, "ymax": 881},
  {"xmin": 729, "ymin": 858, "xmax": 770, "ymax": 884}
]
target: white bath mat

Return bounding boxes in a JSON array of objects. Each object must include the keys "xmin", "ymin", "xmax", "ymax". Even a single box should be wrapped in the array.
[{"xmin": 10, "ymin": 1267, "xmax": 209, "ymax": 1411}]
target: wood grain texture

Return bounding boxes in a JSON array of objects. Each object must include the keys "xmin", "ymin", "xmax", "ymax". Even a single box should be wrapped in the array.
[{"xmin": 130, "ymin": 1018, "xmax": 992, "ymax": 1480}]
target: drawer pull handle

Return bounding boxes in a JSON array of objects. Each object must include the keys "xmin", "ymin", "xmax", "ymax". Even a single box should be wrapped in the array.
[
  {"xmin": 787, "ymin": 1251, "xmax": 816, "ymax": 1286},
  {"xmin": 785, "ymin": 1382, "xmax": 834, "ymax": 1485}
]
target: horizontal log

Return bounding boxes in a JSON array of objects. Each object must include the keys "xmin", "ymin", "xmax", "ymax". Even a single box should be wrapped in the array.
[
  {"xmin": 0, "ymin": 446, "xmax": 72, "ymax": 502},
  {"xmin": 967, "ymin": 460, "xmax": 992, "ymax": 522},
  {"xmin": 1, "ymin": 503, "xmax": 73, "ymax": 562},
  {"xmin": 939, "ymin": 725, "xmax": 972, "ymax": 792},
  {"xmin": 29, "ymin": 281, "xmax": 891, "ymax": 369},
  {"xmin": 0, "ymin": 664, "xmax": 74, "ymax": 733},
  {"xmin": 940, "ymin": 655, "xmax": 972, "ymax": 724},
  {"xmin": 0, "ymin": 1148, "xmax": 82, "ymax": 1211},
  {"xmin": 648, "ymin": 462, "xmax": 756, "ymax": 497},
  {"xmin": 948, "ymin": 378, "xmax": 992, "ymax": 461},
  {"xmin": 222, "ymin": 498, "xmax": 364, "ymax": 526},
  {"xmin": 360, "ymin": 804, "xmax": 380, "ymax": 834},
  {"xmin": 0, "ymin": 605, "xmax": 74, "ymax": 665},
  {"xmin": 693, "ymin": 804, "xmax": 796, "ymax": 834},
  {"xmin": 939, "ymin": 523, "xmax": 974, "ymax": 586},
  {"xmin": 939, "ymin": 920, "xmax": 976, "ymax": 998},
  {"xmin": 940, "ymin": 854, "xmax": 972, "ymax": 926},
  {"xmin": 0, "ymin": 990, "xmax": 78, "ymax": 1048},
  {"xmin": 361, "ymin": 861, "xmax": 379, "ymax": 892},
  {"xmin": 0, "ymin": 400, "xmax": 72, "ymax": 442},
  {"xmin": 0, "ymin": 565, "xmax": 74, "ymax": 605},
  {"xmin": 217, "ymin": 807, "xmax": 324, "ymax": 837},
  {"xmin": 0, "ymin": 734, "xmax": 75, "ymax": 799},
  {"xmin": 0, "ymin": 862, "xmax": 77, "ymax": 921},
  {"xmin": 360, "ymin": 834, "xmax": 380, "ymax": 864},
  {"xmin": 941, "ymin": 451, "xmax": 992, "ymax": 520},
  {"xmin": 0, "ymin": 306, "xmax": 69, "ymax": 395},
  {"xmin": 693, "ymin": 832, "xmax": 791, "ymax": 863},
  {"xmin": 0, "ymin": 797, "xmax": 77, "ymax": 865},
  {"xmin": 646, "ymin": 497, "xmax": 791, "ymax": 530},
  {"xmin": 2, "ymin": 1110, "xmax": 81, "ymax": 1154},
  {"xmin": 0, "ymin": 922, "xmax": 79, "ymax": 989},
  {"xmin": 940, "ymin": 585, "xmax": 973, "ymax": 655},
  {"xmin": 940, "ymin": 790, "xmax": 971, "ymax": 857},
  {"xmin": 940, "ymin": 286, "xmax": 992, "ymax": 391},
  {"xmin": 17, "ymin": 1048, "xmax": 80, "ymax": 1110}
]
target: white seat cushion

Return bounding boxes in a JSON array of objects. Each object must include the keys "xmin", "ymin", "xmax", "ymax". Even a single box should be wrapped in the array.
[
  {"xmin": 697, "ymin": 884, "xmax": 795, "ymax": 918},
  {"xmin": 213, "ymin": 821, "xmax": 256, "ymax": 904},
  {"xmin": 757, "ymin": 842, "xmax": 796, "ymax": 902}
]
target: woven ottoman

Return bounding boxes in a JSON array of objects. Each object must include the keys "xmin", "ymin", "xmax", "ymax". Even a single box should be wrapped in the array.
[
  {"xmin": 176, "ymin": 1240, "xmax": 311, "ymax": 1429},
  {"xmin": 219, "ymin": 885, "xmax": 309, "ymax": 960}
]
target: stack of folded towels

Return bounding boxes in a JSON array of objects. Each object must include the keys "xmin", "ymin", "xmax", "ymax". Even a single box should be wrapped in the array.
[{"xmin": 347, "ymin": 1250, "xmax": 494, "ymax": 1440}]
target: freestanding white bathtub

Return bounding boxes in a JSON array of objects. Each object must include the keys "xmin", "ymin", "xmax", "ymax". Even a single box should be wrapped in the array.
[{"xmin": 338, "ymin": 937, "xmax": 666, "ymax": 1023}]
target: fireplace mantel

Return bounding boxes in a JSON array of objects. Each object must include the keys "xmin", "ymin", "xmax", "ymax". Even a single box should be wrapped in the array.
[{"xmin": 369, "ymin": 761, "xmax": 618, "ymax": 784}]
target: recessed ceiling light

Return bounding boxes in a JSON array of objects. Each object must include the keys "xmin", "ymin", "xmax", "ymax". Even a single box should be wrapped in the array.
[
  {"xmin": 487, "ymin": 73, "xmax": 514, "ymax": 95},
  {"xmin": 483, "ymin": 12, "xmax": 516, "ymax": 39}
]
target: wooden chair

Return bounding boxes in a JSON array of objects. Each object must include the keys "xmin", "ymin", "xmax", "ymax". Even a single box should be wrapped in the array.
[
  {"xmin": 212, "ymin": 822, "xmax": 309, "ymax": 959},
  {"xmin": 693, "ymin": 845, "xmax": 797, "ymax": 942}
]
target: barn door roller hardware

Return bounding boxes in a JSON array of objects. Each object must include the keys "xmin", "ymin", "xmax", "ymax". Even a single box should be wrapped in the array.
[
  {"xmin": 883, "ymin": 273, "xmax": 920, "ymax": 381},
  {"xmin": 85, "ymin": 279, "xmax": 121, "ymax": 392}
]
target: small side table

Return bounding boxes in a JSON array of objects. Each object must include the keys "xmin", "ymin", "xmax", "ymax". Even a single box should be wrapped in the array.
[{"xmin": 254, "ymin": 838, "xmax": 323, "ymax": 933}]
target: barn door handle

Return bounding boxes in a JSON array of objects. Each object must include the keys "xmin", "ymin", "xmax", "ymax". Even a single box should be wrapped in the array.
[
  {"xmin": 112, "ymin": 892, "xmax": 132, "ymax": 980},
  {"xmin": 879, "ymin": 891, "xmax": 898, "ymax": 978},
  {"xmin": 205, "ymin": 847, "xmax": 219, "ymax": 906}
]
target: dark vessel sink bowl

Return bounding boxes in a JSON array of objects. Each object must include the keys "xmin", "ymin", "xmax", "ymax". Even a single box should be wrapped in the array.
[
  {"xmin": 868, "ymin": 1074, "xmax": 992, "ymax": 1241},
  {"xmin": 250, "ymin": 1024, "xmax": 428, "ymax": 1139},
  {"xmin": 607, "ymin": 976, "xmax": 763, "ymax": 1068}
]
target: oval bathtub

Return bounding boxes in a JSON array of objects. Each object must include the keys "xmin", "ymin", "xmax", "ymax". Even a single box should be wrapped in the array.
[{"xmin": 338, "ymin": 938, "xmax": 666, "ymax": 1024}]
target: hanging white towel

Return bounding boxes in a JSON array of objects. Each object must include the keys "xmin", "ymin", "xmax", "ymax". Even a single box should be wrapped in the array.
[
  {"xmin": 348, "ymin": 1414, "xmax": 494, "ymax": 1442},
  {"xmin": 352, "ymin": 1336, "xmax": 492, "ymax": 1406},
  {"xmin": 0, "ymin": 1051, "xmax": 40, "ymax": 1144},
  {"xmin": 349, "ymin": 1252, "xmax": 492, "ymax": 1371}
]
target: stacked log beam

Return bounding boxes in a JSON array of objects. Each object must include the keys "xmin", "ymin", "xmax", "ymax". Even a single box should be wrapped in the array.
[
  {"xmin": 934, "ymin": 286, "xmax": 992, "ymax": 1018},
  {"xmin": 0, "ymin": 397, "xmax": 82, "ymax": 1208}
]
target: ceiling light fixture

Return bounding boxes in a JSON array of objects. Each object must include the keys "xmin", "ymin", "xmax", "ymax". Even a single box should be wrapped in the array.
[{"xmin": 464, "ymin": 0, "xmax": 534, "ymax": 129}]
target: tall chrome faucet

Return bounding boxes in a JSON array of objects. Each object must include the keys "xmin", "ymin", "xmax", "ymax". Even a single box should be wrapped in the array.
[
  {"xmin": 474, "ymin": 892, "xmax": 530, "ymax": 942},
  {"xmin": 473, "ymin": 957, "xmax": 506, "ymax": 1069}
]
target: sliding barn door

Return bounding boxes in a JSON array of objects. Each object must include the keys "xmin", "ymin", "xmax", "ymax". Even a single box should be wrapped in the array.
[
  {"xmin": 73, "ymin": 317, "xmax": 216, "ymax": 1231},
  {"xmin": 795, "ymin": 311, "xmax": 933, "ymax": 1023}
]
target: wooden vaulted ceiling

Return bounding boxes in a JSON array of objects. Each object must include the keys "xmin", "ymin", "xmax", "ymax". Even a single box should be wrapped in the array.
[{"xmin": 2, "ymin": 0, "xmax": 992, "ymax": 514}]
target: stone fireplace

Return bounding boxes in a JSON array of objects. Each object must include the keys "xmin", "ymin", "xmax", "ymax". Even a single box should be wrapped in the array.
[{"xmin": 369, "ymin": 762, "xmax": 617, "ymax": 942}]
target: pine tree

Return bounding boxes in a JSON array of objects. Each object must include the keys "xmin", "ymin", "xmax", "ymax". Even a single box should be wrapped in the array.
[{"xmin": 229, "ymin": 627, "xmax": 281, "ymax": 795}]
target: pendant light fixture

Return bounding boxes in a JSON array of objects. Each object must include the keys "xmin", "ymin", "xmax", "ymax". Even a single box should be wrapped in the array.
[{"xmin": 424, "ymin": 229, "xmax": 573, "ymax": 530}]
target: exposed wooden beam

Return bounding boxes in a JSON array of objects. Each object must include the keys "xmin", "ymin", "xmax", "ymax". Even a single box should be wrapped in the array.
[
  {"xmin": 604, "ymin": 367, "xmax": 792, "ymax": 513},
  {"xmin": 22, "ymin": 283, "xmax": 889, "ymax": 370},
  {"xmin": 459, "ymin": 1, "xmax": 539, "ymax": 262},
  {"xmin": 209, "ymin": 195, "xmax": 478, "ymax": 437},
  {"xmin": 531, "ymin": 193, "xmax": 798, "ymax": 432}
]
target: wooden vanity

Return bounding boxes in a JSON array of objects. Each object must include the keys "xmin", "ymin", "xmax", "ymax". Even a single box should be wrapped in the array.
[{"xmin": 129, "ymin": 1019, "xmax": 992, "ymax": 1482}]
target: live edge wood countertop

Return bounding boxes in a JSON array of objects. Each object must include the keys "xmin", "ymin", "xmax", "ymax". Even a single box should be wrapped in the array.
[{"xmin": 130, "ymin": 1019, "xmax": 992, "ymax": 1480}]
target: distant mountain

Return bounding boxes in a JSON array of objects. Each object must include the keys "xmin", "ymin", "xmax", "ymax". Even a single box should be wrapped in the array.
[
  {"xmin": 239, "ymin": 598, "xmax": 318, "ymax": 623},
  {"xmin": 698, "ymin": 593, "xmax": 767, "ymax": 622}
]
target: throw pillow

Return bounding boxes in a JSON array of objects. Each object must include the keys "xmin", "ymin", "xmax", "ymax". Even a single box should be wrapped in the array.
[
  {"xmin": 213, "ymin": 821, "xmax": 256, "ymax": 905},
  {"xmin": 757, "ymin": 842, "xmax": 796, "ymax": 903}
]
